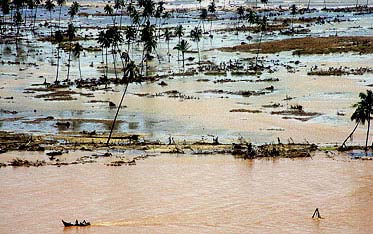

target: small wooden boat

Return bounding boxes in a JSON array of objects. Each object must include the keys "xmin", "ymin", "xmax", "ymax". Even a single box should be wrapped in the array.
[{"xmin": 62, "ymin": 220, "xmax": 91, "ymax": 227}]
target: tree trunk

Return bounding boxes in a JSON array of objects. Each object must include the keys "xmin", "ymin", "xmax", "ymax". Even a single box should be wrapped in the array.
[
  {"xmin": 112, "ymin": 46, "xmax": 118, "ymax": 81},
  {"xmin": 105, "ymin": 47, "xmax": 108, "ymax": 88},
  {"xmin": 33, "ymin": 6, "xmax": 38, "ymax": 32},
  {"xmin": 365, "ymin": 115, "xmax": 370, "ymax": 151},
  {"xmin": 78, "ymin": 57, "xmax": 82, "ymax": 81},
  {"xmin": 182, "ymin": 51, "xmax": 185, "ymax": 70},
  {"xmin": 341, "ymin": 121, "xmax": 360, "ymax": 147},
  {"xmin": 66, "ymin": 41, "xmax": 72, "ymax": 81},
  {"xmin": 58, "ymin": 6, "xmax": 62, "ymax": 28},
  {"xmin": 197, "ymin": 41, "xmax": 201, "ymax": 68},
  {"xmin": 167, "ymin": 41, "xmax": 170, "ymax": 63},
  {"xmin": 107, "ymin": 82, "xmax": 129, "ymax": 146},
  {"xmin": 55, "ymin": 46, "xmax": 60, "ymax": 83},
  {"xmin": 255, "ymin": 31, "xmax": 263, "ymax": 69}
]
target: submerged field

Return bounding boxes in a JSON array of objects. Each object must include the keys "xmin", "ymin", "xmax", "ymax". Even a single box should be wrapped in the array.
[{"xmin": 1, "ymin": 0, "xmax": 373, "ymax": 233}]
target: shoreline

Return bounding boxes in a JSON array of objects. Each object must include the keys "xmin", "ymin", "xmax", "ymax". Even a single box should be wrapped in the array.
[{"xmin": 0, "ymin": 130, "xmax": 371, "ymax": 168}]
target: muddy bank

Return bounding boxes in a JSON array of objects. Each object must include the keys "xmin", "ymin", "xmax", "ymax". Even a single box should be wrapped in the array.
[
  {"xmin": 219, "ymin": 36, "xmax": 373, "ymax": 55},
  {"xmin": 0, "ymin": 130, "xmax": 325, "ymax": 168}
]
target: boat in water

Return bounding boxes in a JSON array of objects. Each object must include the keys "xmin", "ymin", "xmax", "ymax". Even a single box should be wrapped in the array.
[{"xmin": 62, "ymin": 220, "xmax": 90, "ymax": 227}]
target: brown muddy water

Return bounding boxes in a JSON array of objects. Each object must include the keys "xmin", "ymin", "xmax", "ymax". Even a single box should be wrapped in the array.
[{"xmin": 0, "ymin": 153, "xmax": 372, "ymax": 233}]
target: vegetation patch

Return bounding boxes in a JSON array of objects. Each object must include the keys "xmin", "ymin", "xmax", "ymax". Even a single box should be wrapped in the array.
[{"xmin": 230, "ymin": 109, "xmax": 262, "ymax": 113}]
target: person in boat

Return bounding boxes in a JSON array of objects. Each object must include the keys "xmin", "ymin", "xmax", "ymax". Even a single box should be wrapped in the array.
[
  {"xmin": 75, "ymin": 220, "xmax": 79, "ymax": 225},
  {"xmin": 82, "ymin": 220, "xmax": 87, "ymax": 225}
]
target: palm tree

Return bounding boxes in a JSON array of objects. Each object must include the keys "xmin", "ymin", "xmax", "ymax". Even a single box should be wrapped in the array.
[
  {"xmin": 107, "ymin": 60, "xmax": 140, "ymax": 146},
  {"xmin": 290, "ymin": 4, "xmax": 297, "ymax": 32},
  {"xmin": 26, "ymin": 0, "xmax": 36, "ymax": 27},
  {"xmin": 114, "ymin": 0, "xmax": 124, "ymax": 27},
  {"xmin": 56, "ymin": 0, "xmax": 65, "ymax": 28},
  {"xmin": 68, "ymin": 1, "xmax": 79, "ymax": 19},
  {"xmin": 124, "ymin": 25, "xmax": 136, "ymax": 59},
  {"xmin": 140, "ymin": 20, "xmax": 156, "ymax": 74},
  {"xmin": 175, "ymin": 24, "xmax": 184, "ymax": 43},
  {"xmin": 173, "ymin": 39, "xmax": 190, "ymax": 70},
  {"xmin": 342, "ymin": 90, "xmax": 373, "ymax": 151},
  {"xmin": 73, "ymin": 42, "xmax": 83, "ymax": 81},
  {"xmin": 174, "ymin": 24, "xmax": 184, "ymax": 61},
  {"xmin": 65, "ymin": 23, "xmax": 76, "ymax": 81},
  {"xmin": 1, "ymin": 0, "xmax": 10, "ymax": 33},
  {"xmin": 31, "ymin": 0, "xmax": 41, "ymax": 32},
  {"xmin": 154, "ymin": 1, "xmax": 164, "ymax": 27},
  {"xmin": 13, "ymin": 10, "xmax": 23, "ymax": 49},
  {"xmin": 208, "ymin": 0, "xmax": 216, "ymax": 36},
  {"xmin": 142, "ymin": 0, "xmax": 155, "ymax": 21},
  {"xmin": 107, "ymin": 26, "xmax": 123, "ymax": 81},
  {"xmin": 104, "ymin": 4, "xmax": 115, "ymax": 24},
  {"xmin": 255, "ymin": 16, "xmax": 267, "ymax": 70},
  {"xmin": 44, "ymin": 0, "xmax": 55, "ymax": 37},
  {"xmin": 190, "ymin": 26, "xmax": 202, "ymax": 67},
  {"xmin": 199, "ymin": 8, "xmax": 207, "ymax": 33},
  {"xmin": 163, "ymin": 28, "xmax": 171, "ymax": 62},
  {"xmin": 65, "ymin": 2, "xmax": 79, "ymax": 81},
  {"xmin": 54, "ymin": 30, "xmax": 63, "ymax": 84},
  {"xmin": 247, "ymin": 9, "xmax": 257, "ymax": 39},
  {"xmin": 97, "ymin": 29, "xmax": 111, "ymax": 87}
]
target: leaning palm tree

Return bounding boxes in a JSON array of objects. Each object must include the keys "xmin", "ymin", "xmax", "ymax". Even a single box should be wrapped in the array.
[
  {"xmin": 342, "ymin": 90, "xmax": 373, "ymax": 151},
  {"xmin": 173, "ymin": 39, "xmax": 190, "ymax": 70},
  {"xmin": 107, "ymin": 60, "xmax": 140, "ymax": 146},
  {"xmin": 190, "ymin": 26, "xmax": 202, "ymax": 67}
]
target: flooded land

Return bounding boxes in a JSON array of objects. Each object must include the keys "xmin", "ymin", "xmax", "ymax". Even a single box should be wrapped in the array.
[{"xmin": 0, "ymin": 0, "xmax": 373, "ymax": 233}]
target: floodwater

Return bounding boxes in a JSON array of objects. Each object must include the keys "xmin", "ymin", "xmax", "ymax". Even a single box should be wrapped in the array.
[
  {"xmin": 0, "ymin": 153, "xmax": 372, "ymax": 233},
  {"xmin": 1, "ymin": 1, "xmax": 373, "ymax": 145}
]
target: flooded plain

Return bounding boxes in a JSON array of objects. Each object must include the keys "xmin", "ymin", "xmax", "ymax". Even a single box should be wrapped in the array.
[{"xmin": 1, "ymin": 0, "xmax": 373, "ymax": 233}]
